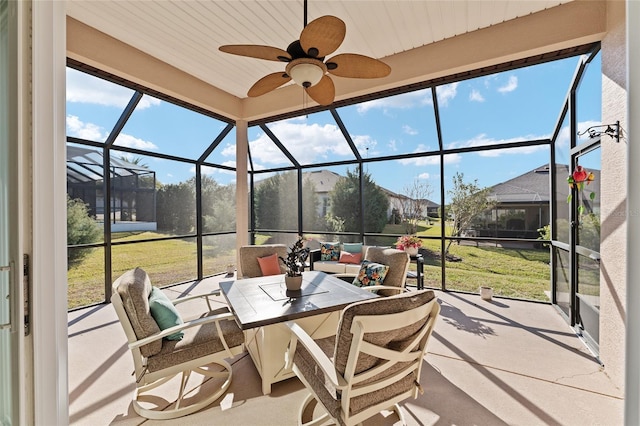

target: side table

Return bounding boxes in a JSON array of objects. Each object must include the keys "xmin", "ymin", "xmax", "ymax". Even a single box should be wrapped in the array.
[{"xmin": 406, "ymin": 254, "xmax": 424, "ymax": 290}]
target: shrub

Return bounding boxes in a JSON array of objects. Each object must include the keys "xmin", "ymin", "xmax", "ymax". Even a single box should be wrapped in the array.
[{"xmin": 67, "ymin": 195, "xmax": 102, "ymax": 267}]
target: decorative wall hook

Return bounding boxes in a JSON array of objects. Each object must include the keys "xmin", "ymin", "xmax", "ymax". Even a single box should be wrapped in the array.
[{"xmin": 577, "ymin": 120, "xmax": 620, "ymax": 142}]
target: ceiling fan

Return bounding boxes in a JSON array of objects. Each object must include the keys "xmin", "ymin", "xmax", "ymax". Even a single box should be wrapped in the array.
[{"xmin": 218, "ymin": 1, "xmax": 391, "ymax": 106}]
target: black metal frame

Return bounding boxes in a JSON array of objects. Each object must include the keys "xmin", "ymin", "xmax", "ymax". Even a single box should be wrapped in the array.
[{"xmin": 66, "ymin": 41, "xmax": 601, "ymax": 310}]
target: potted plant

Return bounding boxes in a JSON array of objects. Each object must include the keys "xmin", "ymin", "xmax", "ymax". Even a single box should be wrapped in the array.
[
  {"xmin": 279, "ymin": 235, "xmax": 310, "ymax": 291},
  {"xmin": 395, "ymin": 235, "xmax": 422, "ymax": 256}
]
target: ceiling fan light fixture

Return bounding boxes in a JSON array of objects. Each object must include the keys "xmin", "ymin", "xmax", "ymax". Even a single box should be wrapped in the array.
[{"xmin": 286, "ymin": 58, "xmax": 327, "ymax": 88}]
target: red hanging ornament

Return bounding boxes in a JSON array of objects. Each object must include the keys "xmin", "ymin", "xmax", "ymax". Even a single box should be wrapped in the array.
[
  {"xmin": 572, "ymin": 165, "xmax": 588, "ymax": 183},
  {"xmin": 567, "ymin": 165, "xmax": 597, "ymax": 209}
]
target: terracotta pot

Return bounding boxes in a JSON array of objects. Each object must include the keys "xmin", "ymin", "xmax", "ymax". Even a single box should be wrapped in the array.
[{"xmin": 285, "ymin": 274, "xmax": 303, "ymax": 291}]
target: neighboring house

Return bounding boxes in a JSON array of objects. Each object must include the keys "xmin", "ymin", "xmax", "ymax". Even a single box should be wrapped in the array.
[
  {"xmin": 67, "ymin": 145, "xmax": 158, "ymax": 232},
  {"xmin": 302, "ymin": 169, "xmax": 440, "ymax": 220},
  {"xmin": 302, "ymin": 170, "xmax": 342, "ymax": 217},
  {"xmin": 474, "ymin": 164, "xmax": 601, "ymax": 238}
]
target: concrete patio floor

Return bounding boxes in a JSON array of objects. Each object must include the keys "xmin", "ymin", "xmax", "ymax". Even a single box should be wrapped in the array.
[{"xmin": 68, "ymin": 274, "xmax": 624, "ymax": 425}]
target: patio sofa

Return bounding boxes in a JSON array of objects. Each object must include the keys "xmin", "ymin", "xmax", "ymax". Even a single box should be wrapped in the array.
[{"xmin": 309, "ymin": 242, "xmax": 371, "ymax": 274}]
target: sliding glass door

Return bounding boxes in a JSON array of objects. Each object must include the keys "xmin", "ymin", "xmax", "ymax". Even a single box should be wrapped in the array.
[{"xmin": 1, "ymin": 0, "xmax": 20, "ymax": 422}]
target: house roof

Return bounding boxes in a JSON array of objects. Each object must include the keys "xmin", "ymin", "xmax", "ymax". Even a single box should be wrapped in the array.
[{"xmin": 488, "ymin": 164, "xmax": 601, "ymax": 204}]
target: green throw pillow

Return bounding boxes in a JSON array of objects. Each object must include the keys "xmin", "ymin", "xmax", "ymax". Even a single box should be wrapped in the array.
[
  {"xmin": 352, "ymin": 260, "xmax": 389, "ymax": 287},
  {"xmin": 342, "ymin": 242, "xmax": 363, "ymax": 254},
  {"xmin": 148, "ymin": 287, "xmax": 184, "ymax": 341}
]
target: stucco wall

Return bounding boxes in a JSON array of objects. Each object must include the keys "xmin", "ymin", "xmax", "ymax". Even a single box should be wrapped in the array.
[{"xmin": 599, "ymin": 0, "xmax": 627, "ymax": 391}]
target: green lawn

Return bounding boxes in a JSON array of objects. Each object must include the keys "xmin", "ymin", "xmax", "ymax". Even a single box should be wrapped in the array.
[
  {"xmin": 67, "ymin": 231, "xmax": 236, "ymax": 309},
  {"xmin": 67, "ymin": 222, "xmax": 552, "ymax": 309},
  {"xmin": 385, "ymin": 219, "xmax": 552, "ymax": 302}
]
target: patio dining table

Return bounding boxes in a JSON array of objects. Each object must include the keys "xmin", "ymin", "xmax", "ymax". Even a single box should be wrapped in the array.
[{"xmin": 219, "ymin": 270, "xmax": 378, "ymax": 394}]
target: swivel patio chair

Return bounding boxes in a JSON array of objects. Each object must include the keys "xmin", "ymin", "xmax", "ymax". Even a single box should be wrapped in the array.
[
  {"xmin": 285, "ymin": 290, "xmax": 440, "ymax": 426},
  {"xmin": 111, "ymin": 267, "xmax": 245, "ymax": 420},
  {"xmin": 336, "ymin": 246, "xmax": 411, "ymax": 296},
  {"xmin": 238, "ymin": 243, "xmax": 288, "ymax": 278}
]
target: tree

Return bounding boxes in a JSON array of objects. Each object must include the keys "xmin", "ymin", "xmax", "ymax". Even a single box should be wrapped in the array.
[
  {"xmin": 156, "ymin": 175, "xmax": 236, "ymax": 235},
  {"xmin": 67, "ymin": 195, "xmax": 102, "ymax": 267},
  {"xmin": 398, "ymin": 179, "xmax": 433, "ymax": 234},
  {"xmin": 201, "ymin": 175, "xmax": 236, "ymax": 233},
  {"xmin": 446, "ymin": 172, "xmax": 497, "ymax": 254},
  {"xmin": 330, "ymin": 168, "xmax": 389, "ymax": 234},
  {"xmin": 254, "ymin": 172, "xmax": 319, "ymax": 232}
]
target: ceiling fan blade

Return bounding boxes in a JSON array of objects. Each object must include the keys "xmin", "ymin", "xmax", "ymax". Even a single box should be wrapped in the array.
[
  {"xmin": 305, "ymin": 75, "xmax": 335, "ymax": 106},
  {"xmin": 248, "ymin": 72, "xmax": 292, "ymax": 97},
  {"xmin": 219, "ymin": 45, "xmax": 291, "ymax": 62},
  {"xmin": 300, "ymin": 16, "xmax": 346, "ymax": 58},
  {"xmin": 326, "ymin": 54, "xmax": 391, "ymax": 78}
]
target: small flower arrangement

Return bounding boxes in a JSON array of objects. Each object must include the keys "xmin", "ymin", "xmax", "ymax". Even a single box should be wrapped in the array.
[
  {"xmin": 279, "ymin": 235, "xmax": 310, "ymax": 277},
  {"xmin": 567, "ymin": 165, "xmax": 597, "ymax": 215},
  {"xmin": 395, "ymin": 235, "xmax": 423, "ymax": 250}
]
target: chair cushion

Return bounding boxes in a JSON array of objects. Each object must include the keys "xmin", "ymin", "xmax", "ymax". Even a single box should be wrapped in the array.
[
  {"xmin": 294, "ymin": 291, "xmax": 437, "ymax": 421},
  {"xmin": 293, "ymin": 337, "xmax": 342, "ymax": 422},
  {"xmin": 334, "ymin": 290, "xmax": 437, "ymax": 415},
  {"xmin": 146, "ymin": 307, "xmax": 244, "ymax": 373},
  {"xmin": 338, "ymin": 251, "xmax": 362, "ymax": 264},
  {"xmin": 257, "ymin": 253, "xmax": 282, "ymax": 276},
  {"xmin": 352, "ymin": 261, "xmax": 389, "ymax": 287},
  {"xmin": 239, "ymin": 244, "xmax": 288, "ymax": 278},
  {"xmin": 364, "ymin": 247, "xmax": 410, "ymax": 296},
  {"xmin": 114, "ymin": 267, "xmax": 162, "ymax": 357},
  {"xmin": 320, "ymin": 242, "xmax": 340, "ymax": 261},
  {"xmin": 148, "ymin": 287, "xmax": 184, "ymax": 341}
]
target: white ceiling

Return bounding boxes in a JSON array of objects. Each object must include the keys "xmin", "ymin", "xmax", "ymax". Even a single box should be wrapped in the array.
[{"xmin": 66, "ymin": 0, "xmax": 572, "ymax": 101}]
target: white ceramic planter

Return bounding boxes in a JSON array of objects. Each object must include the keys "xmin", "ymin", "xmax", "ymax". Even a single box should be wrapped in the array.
[
  {"xmin": 479, "ymin": 286, "xmax": 494, "ymax": 301},
  {"xmin": 285, "ymin": 274, "xmax": 303, "ymax": 291},
  {"xmin": 405, "ymin": 247, "xmax": 419, "ymax": 256}
]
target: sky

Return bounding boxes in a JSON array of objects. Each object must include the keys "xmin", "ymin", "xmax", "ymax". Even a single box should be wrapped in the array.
[{"xmin": 66, "ymin": 52, "xmax": 602, "ymax": 204}]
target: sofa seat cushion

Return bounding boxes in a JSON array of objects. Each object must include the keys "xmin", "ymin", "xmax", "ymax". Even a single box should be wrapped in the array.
[
  {"xmin": 313, "ymin": 260, "xmax": 349, "ymax": 274},
  {"xmin": 344, "ymin": 263, "xmax": 363, "ymax": 275},
  {"xmin": 313, "ymin": 261, "xmax": 364, "ymax": 275}
]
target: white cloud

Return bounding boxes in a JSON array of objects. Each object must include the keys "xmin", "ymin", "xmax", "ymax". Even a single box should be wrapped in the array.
[
  {"xmin": 356, "ymin": 89, "xmax": 431, "ymax": 113},
  {"xmin": 398, "ymin": 145, "xmax": 462, "ymax": 166},
  {"xmin": 403, "ymin": 125, "xmax": 418, "ymax": 135},
  {"xmin": 220, "ymin": 143, "xmax": 237, "ymax": 158},
  {"xmin": 114, "ymin": 134, "xmax": 158, "ymax": 150},
  {"xmin": 418, "ymin": 172, "xmax": 430, "ymax": 179},
  {"xmin": 446, "ymin": 133, "xmax": 548, "ymax": 156},
  {"xmin": 469, "ymin": 89, "xmax": 485, "ymax": 102},
  {"xmin": 249, "ymin": 119, "xmax": 370, "ymax": 165},
  {"xmin": 66, "ymin": 67, "xmax": 161, "ymax": 109},
  {"xmin": 436, "ymin": 82, "xmax": 459, "ymax": 107},
  {"xmin": 66, "ymin": 115, "xmax": 105, "ymax": 140},
  {"xmin": 497, "ymin": 76, "xmax": 518, "ymax": 93}
]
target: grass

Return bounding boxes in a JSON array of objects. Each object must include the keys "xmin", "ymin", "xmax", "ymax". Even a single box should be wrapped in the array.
[
  {"xmin": 67, "ymin": 221, "xmax": 553, "ymax": 309},
  {"xmin": 67, "ymin": 231, "xmax": 236, "ymax": 309},
  {"xmin": 393, "ymin": 219, "xmax": 552, "ymax": 302}
]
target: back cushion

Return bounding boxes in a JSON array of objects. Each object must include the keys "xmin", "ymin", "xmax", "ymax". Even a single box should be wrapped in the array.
[
  {"xmin": 334, "ymin": 290, "xmax": 436, "ymax": 375},
  {"xmin": 115, "ymin": 267, "xmax": 162, "ymax": 357},
  {"xmin": 364, "ymin": 247, "xmax": 410, "ymax": 296},
  {"xmin": 320, "ymin": 242, "xmax": 340, "ymax": 261},
  {"xmin": 239, "ymin": 244, "xmax": 288, "ymax": 278}
]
